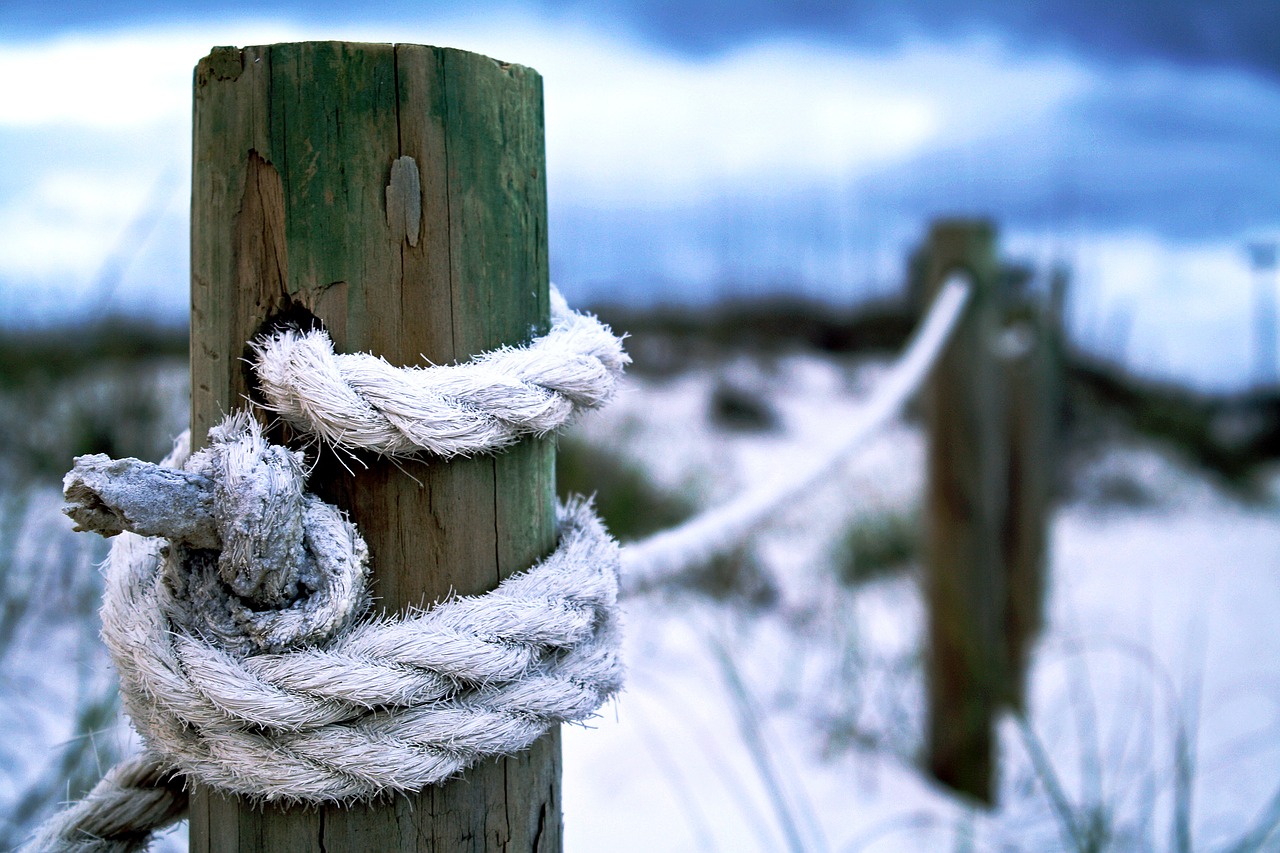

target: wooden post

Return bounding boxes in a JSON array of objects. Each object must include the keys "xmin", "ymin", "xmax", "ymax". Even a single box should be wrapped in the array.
[
  {"xmin": 188, "ymin": 42, "xmax": 558, "ymax": 851},
  {"xmin": 999, "ymin": 294, "xmax": 1055, "ymax": 713},
  {"xmin": 920, "ymin": 219, "xmax": 1007, "ymax": 803}
]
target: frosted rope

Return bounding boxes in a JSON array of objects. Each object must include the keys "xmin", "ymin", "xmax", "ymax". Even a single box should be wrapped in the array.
[
  {"xmin": 65, "ymin": 417, "xmax": 616, "ymax": 779},
  {"xmin": 252, "ymin": 287, "xmax": 630, "ymax": 458},
  {"xmin": 621, "ymin": 276, "xmax": 971, "ymax": 589},
  {"xmin": 29, "ymin": 291, "xmax": 627, "ymax": 850},
  {"xmin": 32, "ymin": 420, "xmax": 619, "ymax": 850},
  {"xmin": 21, "ymin": 755, "xmax": 186, "ymax": 853}
]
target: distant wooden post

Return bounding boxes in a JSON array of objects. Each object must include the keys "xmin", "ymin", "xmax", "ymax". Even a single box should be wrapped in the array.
[
  {"xmin": 189, "ymin": 42, "xmax": 558, "ymax": 851},
  {"xmin": 999, "ymin": 292, "xmax": 1055, "ymax": 713},
  {"xmin": 920, "ymin": 219, "xmax": 1007, "ymax": 803}
]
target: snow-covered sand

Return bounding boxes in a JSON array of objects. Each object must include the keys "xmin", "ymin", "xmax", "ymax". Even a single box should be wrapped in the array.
[
  {"xmin": 5, "ymin": 350, "xmax": 1279, "ymax": 851},
  {"xmin": 562, "ymin": 351, "xmax": 1280, "ymax": 851}
]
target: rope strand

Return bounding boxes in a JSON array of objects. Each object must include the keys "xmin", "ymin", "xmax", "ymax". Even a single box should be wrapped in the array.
[
  {"xmin": 621, "ymin": 276, "xmax": 971, "ymax": 589},
  {"xmin": 252, "ymin": 287, "xmax": 630, "ymax": 458}
]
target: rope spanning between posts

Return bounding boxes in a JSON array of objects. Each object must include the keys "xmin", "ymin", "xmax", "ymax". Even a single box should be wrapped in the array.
[
  {"xmin": 622, "ymin": 274, "xmax": 972, "ymax": 590},
  {"xmin": 30, "ymin": 290, "xmax": 628, "ymax": 852},
  {"xmin": 29, "ymin": 280, "xmax": 970, "ymax": 852}
]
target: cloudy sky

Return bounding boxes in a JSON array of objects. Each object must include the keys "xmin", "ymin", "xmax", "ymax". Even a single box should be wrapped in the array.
[{"xmin": 0, "ymin": 1, "xmax": 1276, "ymax": 389}]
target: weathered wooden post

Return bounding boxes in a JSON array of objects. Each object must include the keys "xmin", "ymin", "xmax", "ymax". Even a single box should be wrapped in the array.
[
  {"xmin": 999, "ymin": 286, "xmax": 1056, "ymax": 713},
  {"xmin": 920, "ymin": 219, "xmax": 1007, "ymax": 803},
  {"xmin": 189, "ymin": 42, "xmax": 558, "ymax": 851}
]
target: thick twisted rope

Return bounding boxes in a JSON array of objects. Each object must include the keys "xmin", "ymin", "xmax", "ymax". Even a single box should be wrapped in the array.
[
  {"xmin": 82, "ymin": 422, "xmax": 619, "ymax": 800},
  {"xmin": 253, "ymin": 287, "xmax": 630, "ymax": 458},
  {"xmin": 21, "ymin": 755, "xmax": 186, "ymax": 853},
  {"xmin": 29, "ymin": 295, "xmax": 626, "ymax": 851}
]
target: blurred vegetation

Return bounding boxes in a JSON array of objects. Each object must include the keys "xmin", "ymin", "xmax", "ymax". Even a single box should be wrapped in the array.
[
  {"xmin": 0, "ymin": 316, "xmax": 186, "ymax": 389},
  {"xmin": 1, "ymin": 677, "xmax": 120, "ymax": 848},
  {"xmin": 0, "ymin": 318, "xmax": 188, "ymax": 481},
  {"xmin": 1069, "ymin": 355, "xmax": 1280, "ymax": 488},
  {"xmin": 595, "ymin": 294, "xmax": 1280, "ymax": 488},
  {"xmin": 680, "ymin": 547, "xmax": 779, "ymax": 608},
  {"xmin": 591, "ymin": 295, "xmax": 916, "ymax": 375},
  {"xmin": 0, "ymin": 317, "xmax": 187, "ymax": 844},
  {"xmin": 708, "ymin": 379, "xmax": 781, "ymax": 432},
  {"xmin": 0, "ymin": 463, "xmax": 120, "ymax": 847},
  {"xmin": 556, "ymin": 434, "xmax": 777, "ymax": 606},
  {"xmin": 556, "ymin": 432, "xmax": 696, "ymax": 542},
  {"xmin": 833, "ymin": 505, "xmax": 920, "ymax": 586}
]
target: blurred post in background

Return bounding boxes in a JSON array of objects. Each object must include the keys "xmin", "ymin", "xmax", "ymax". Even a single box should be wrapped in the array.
[
  {"xmin": 999, "ymin": 266, "xmax": 1058, "ymax": 712},
  {"xmin": 919, "ymin": 219, "xmax": 1008, "ymax": 804},
  {"xmin": 918, "ymin": 218, "xmax": 1057, "ymax": 803}
]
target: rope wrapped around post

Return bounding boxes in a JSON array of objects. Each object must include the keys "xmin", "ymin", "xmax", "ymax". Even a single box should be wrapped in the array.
[
  {"xmin": 252, "ymin": 287, "xmax": 629, "ymax": 459},
  {"xmin": 28, "ymin": 293, "xmax": 628, "ymax": 852}
]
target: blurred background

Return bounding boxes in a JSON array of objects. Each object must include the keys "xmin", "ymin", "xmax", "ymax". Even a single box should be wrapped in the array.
[
  {"xmin": 2, "ymin": 2, "xmax": 1280, "ymax": 851},
  {"xmin": 0, "ymin": 0, "xmax": 1277, "ymax": 388}
]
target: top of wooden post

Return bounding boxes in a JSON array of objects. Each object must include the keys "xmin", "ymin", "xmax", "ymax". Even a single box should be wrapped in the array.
[{"xmin": 924, "ymin": 218, "xmax": 998, "ymax": 296}]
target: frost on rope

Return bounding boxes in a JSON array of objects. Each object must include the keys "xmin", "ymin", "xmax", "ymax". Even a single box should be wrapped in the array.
[
  {"xmin": 56, "ymin": 418, "xmax": 621, "ymax": 790},
  {"xmin": 252, "ymin": 286, "xmax": 630, "ymax": 458},
  {"xmin": 38, "ymin": 416, "xmax": 621, "ymax": 848},
  {"xmin": 66, "ymin": 413, "xmax": 371, "ymax": 656},
  {"xmin": 31, "ymin": 291, "xmax": 628, "ymax": 850},
  {"xmin": 22, "ymin": 755, "xmax": 186, "ymax": 853}
]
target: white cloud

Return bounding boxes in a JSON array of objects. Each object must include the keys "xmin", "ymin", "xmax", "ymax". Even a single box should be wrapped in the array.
[
  {"xmin": 0, "ymin": 24, "xmax": 310, "ymax": 128},
  {"xmin": 507, "ymin": 31, "xmax": 1087, "ymax": 204},
  {"xmin": 0, "ymin": 171, "xmax": 153, "ymax": 278},
  {"xmin": 1042, "ymin": 230, "xmax": 1265, "ymax": 390},
  {"xmin": 0, "ymin": 19, "xmax": 933, "ymax": 291},
  {"xmin": 0, "ymin": 20, "xmax": 1088, "ymax": 203},
  {"xmin": 535, "ymin": 35, "xmax": 941, "ymax": 203}
]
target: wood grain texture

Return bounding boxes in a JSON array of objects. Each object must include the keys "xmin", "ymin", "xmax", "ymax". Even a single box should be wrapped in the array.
[
  {"xmin": 190, "ymin": 42, "xmax": 559, "ymax": 852},
  {"xmin": 920, "ymin": 219, "xmax": 1007, "ymax": 805}
]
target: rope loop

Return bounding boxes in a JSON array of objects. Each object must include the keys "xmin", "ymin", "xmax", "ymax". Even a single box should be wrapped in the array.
[
  {"xmin": 251, "ymin": 286, "xmax": 630, "ymax": 458},
  {"xmin": 60, "ymin": 416, "xmax": 622, "ymax": 804},
  {"xmin": 33, "ymin": 291, "xmax": 627, "ymax": 850},
  {"xmin": 67, "ymin": 413, "xmax": 373, "ymax": 657}
]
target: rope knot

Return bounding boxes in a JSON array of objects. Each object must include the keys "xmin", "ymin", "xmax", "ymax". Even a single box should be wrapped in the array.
[
  {"xmin": 58, "ymin": 419, "xmax": 621, "ymax": 803},
  {"xmin": 38, "ymin": 290, "xmax": 629, "ymax": 848},
  {"xmin": 65, "ymin": 413, "xmax": 371, "ymax": 656}
]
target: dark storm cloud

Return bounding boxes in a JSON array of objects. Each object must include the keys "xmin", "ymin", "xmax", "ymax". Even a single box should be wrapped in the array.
[
  {"xmin": 566, "ymin": 0, "xmax": 1280, "ymax": 78},
  {"xmin": 4, "ymin": 0, "xmax": 1277, "ymax": 80}
]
